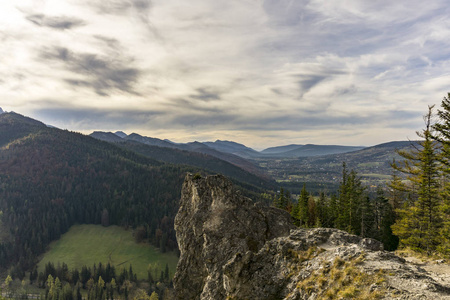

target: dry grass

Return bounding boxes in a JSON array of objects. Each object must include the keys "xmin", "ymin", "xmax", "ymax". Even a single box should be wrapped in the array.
[
  {"xmin": 295, "ymin": 251, "xmax": 386, "ymax": 300},
  {"xmin": 396, "ymin": 247, "xmax": 447, "ymax": 262}
]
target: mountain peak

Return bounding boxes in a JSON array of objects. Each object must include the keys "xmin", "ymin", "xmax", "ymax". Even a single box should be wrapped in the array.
[
  {"xmin": 0, "ymin": 107, "xmax": 4, "ymax": 114},
  {"xmin": 114, "ymin": 131, "xmax": 127, "ymax": 138},
  {"xmin": 0, "ymin": 111, "xmax": 46, "ymax": 127},
  {"xmin": 90, "ymin": 131, "xmax": 123, "ymax": 142}
]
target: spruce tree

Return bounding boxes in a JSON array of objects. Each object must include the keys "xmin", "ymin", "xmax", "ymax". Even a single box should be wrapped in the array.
[
  {"xmin": 359, "ymin": 195, "xmax": 374, "ymax": 238},
  {"xmin": 307, "ymin": 196, "xmax": 317, "ymax": 227},
  {"xmin": 315, "ymin": 192, "xmax": 327, "ymax": 227},
  {"xmin": 274, "ymin": 187, "xmax": 287, "ymax": 209},
  {"xmin": 297, "ymin": 185, "xmax": 309, "ymax": 227},
  {"xmin": 392, "ymin": 105, "xmax": 442, "ymax": 254},
  {"xmin": 432, "ymin": 93, "xmax": 450, "ymax": 255},
  {"xmin": 373, "ymin": 188, "xmax": 399, "ymax": 250},
  {"xmin": 336, "ymin": 163, "xmax": 365, "ymax": 234},
  {"xmin": 388, "ymin": 159, "xmax": 408, "ymax": 210},
  {"xmin": 290, "ymin": 198, "xmax": 300, "ymax": 226}
]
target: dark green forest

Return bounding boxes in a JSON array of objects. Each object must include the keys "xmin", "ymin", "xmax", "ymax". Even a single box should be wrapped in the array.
[
  {"xmin": 118, "ymin": 141, "xmax": 273, "ymax": 191},
  {"xmin": 0, "ymin": 112, "xmax": 270, "ymax": 279}
]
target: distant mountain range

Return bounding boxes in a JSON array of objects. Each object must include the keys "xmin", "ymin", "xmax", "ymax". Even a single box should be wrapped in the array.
[
  {"xmin": 90, "ymin": 132, "xmax": 269, "ymax": 179},
  {"xmin": 90, "ymin": 130, "xmax": 415, "ymax": 193},
  {"xmin": 89, "ymin": 131, "xmax": 365, "ymax": 159},
  {"xmin": 255, "ymin": 140, "xmax": 419, "ymax": 193}
]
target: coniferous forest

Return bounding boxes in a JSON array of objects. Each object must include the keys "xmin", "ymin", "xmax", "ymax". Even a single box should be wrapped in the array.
[
  {"xmin": 274, "ymin": 163, "xmax": 399, "ymax": 251},
  {"xmin": 0, "ymin": 113, "xmax": 182, "ymax": 277},
  {"xmin": 275, "ymin": 93, "xmax": 450, "ymax": 257},
  {"xmin": 0, "ymin": 112, "xmax": 269, "ymax": 281}
]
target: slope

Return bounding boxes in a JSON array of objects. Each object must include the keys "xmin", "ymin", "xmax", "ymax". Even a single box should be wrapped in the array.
[
  {"xmin": 202, "ymin": 140, "xmax": 261, "ymax": 158},
  {"xmin": 260, "ymin": 144, "xmax": 303, "ymax": 154},
  {"xmin": 0, "ymin": 113, "xmax": 183, "ymax": 275},
  {"xmin": 90, "ymin": 131, "xmax": 124, "ymax": 143},
  {"xmin": 119, "ymin": 141, "xmax": 273, "ymax": 189},
  {"xmin": 260, "ymin": 144, "xmax": 365, "ymax": 158},
  {"xmin": 91, "ymin": 132, "xmax": 269, "ymax": 180},
  {"xmin": 0, "ymin": 112, "xmax": 271, "ymax": 277}
]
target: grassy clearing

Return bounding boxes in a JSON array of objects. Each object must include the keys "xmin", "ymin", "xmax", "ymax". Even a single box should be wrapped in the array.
[{"xmin": 37, "ymin": 224, "xmax": 178, "ymax": 280}]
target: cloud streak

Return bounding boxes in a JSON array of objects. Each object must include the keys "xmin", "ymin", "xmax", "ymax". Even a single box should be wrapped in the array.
[
  {"xmin": 39, "ymin": 46, "xmax": 141, "ymax": 96},
  {"xmin": 25, "ymin": 13, "xmax": 85, "ymax": 30}
]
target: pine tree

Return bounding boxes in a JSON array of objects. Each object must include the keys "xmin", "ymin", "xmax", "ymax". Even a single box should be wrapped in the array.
[
  {"xmin": 392, "ymin": 105, "xmax": 442, "ymax": 254},
  {"xmin": 432, "ymin": 93, "xmax": 450, "ymax": 255},
  {"xmin": 297, "ymin": 185, "xmax": 309, "ymax": 227},
  {"xmin": 373, "ymin": 188, "xmax": 399, "ymax": 250},
  {"xmin": 315, "ymin": 192, "xmax": 327, "ymax": 227},
  {"xmin": 336, "ymin": 163, "xmax": 365, "ymax": 234},
  {"xmin": 388, "ymin": 159, "xmax": 408, "ymax": 210},
  {"xmin": 307, "ymin": 196, "xmax": 317, "ymax": 227},
  {"xmin": 274, "ymin": 187, "xmax": 287, "ymax": 209}
]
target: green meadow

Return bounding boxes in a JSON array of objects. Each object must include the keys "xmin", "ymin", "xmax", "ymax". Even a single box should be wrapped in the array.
[{"xmin": 37, "ymin": 224, "xmax": 178, "ymax": 280}]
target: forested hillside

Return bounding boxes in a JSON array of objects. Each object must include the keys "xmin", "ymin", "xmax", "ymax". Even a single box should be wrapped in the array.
[
  {"xmin": 118, "ymin": 141, "xmax": 272, "ymax": 189},
  {"xmin": 0, "ymin": 112, "xmax": 270, "ymax": 277},
  {"xmin": 90, "ymin": 132, "xmax": 270, "ymax": 180}
]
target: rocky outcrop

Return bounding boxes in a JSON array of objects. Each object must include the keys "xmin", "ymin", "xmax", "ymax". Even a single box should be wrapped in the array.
[
  {"xmin": 174, "ymin": 174, "xmax": 295, "ymax": 299},
  {"xmin": 174, "ymin": 174, "xmax": 450, "ymax": 300}
]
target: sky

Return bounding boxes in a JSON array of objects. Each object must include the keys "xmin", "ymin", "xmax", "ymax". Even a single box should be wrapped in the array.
[{"xmin": 1, "ymin": 0, "xmax": 450, "ymax": 149}]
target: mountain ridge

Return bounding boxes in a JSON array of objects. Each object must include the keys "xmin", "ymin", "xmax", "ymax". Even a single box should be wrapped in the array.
[
  {"xmin": 89, "ymin": 131, "xmax": 270, "ymax": 181},
  {"xmin": 89, "ymin": 130, "xmax": 368, "ymax": 159}
]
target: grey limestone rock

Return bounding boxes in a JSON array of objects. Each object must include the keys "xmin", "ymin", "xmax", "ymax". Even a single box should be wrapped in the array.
[
  {"xmin": 173, "ymin": 174, "xmax": 450, "ymax": 300},
  {"xmin": 173, "ymin": 174, "xmax": 295, "ymax": 299}
]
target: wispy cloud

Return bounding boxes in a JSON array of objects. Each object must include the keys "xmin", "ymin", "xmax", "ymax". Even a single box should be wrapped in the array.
[
  {"xmin": 25, "ymin": 13, "xmax": 85, "ymax": 30},
  {"xmin": 39, "ymin": 46, "xmax": 141, "ymax": 96}
]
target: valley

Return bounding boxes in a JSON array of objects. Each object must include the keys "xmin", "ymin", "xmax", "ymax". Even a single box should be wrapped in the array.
[
  {"xmin": 251, "ymin": 141, "xmax": 416, "ymax": 193},
  {"xmin": 0, "ymin": 111, "xmax": 424, "ymax": 299},
  {"xmin": 91, "ymin": 130, "xmax": 412, "ymax": 194}
]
